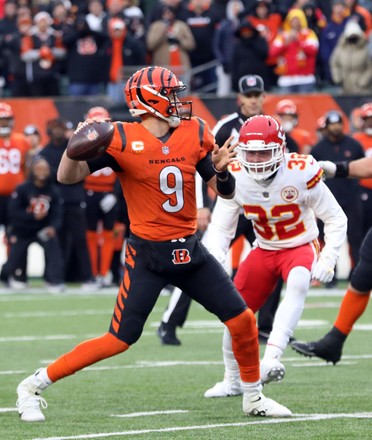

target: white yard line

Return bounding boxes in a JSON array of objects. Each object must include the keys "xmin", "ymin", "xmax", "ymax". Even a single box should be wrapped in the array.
[
  {"xmin": 30, "ymin": 412, "xmax": 372, "ymax": 440},
  {"xmin": 110, "ymin": 410, "xmax": 189, "ymax": 418}
]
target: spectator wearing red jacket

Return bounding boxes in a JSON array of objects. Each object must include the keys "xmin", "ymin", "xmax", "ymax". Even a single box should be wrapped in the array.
[{"xmin": 269, "ymin": 8, "xmax": 319, "ymax": 93}]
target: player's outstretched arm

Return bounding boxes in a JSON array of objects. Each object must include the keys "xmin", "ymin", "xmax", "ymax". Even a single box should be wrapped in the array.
[
  {"xmin": 348, "ymin": 156, "xmax": 372, "ymax": 179},
  {"xmin": 57, "ymin": 149, "xmax": 90, "ymax": 184},
  {"xmin": 319, "ymin": 156, "xmax": 372, "ymax": 180}
]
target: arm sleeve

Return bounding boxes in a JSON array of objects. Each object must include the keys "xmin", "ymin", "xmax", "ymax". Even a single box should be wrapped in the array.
[
  {"xmin": 87, "ymin": 152, "xmax": 122, "ymax": 174},
  {"xmin": 203, "ymin": 195, "xmax": 241, "ymax": 268},
  {"xmin": 308, "ymin": 180, "xmax": 348, "ymax": 266}
]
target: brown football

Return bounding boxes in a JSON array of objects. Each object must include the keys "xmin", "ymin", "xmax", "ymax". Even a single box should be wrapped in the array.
[{"xmin": 66, "ymin": 121, "xmax": 115, "ymax": 161}]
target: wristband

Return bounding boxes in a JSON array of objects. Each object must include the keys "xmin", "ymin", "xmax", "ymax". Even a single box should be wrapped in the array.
[
  {"xmin": 216, "ymin": 171, "xmax": 235, "ymax": 195},
  {"xmin": 212, "ymin": 164, "xmax": 229, "ymax": 181},
  {"xmin": 334, "ymin": 161, "xmax": 349, "ymax": 178}
]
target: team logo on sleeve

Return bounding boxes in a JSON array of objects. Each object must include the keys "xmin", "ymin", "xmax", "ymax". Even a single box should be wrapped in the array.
[
  {"xmin": 281, "ymin": 186, "xmax": 299, "ymax": 202},
  {"xmin": 172, "ymin": 249, "xmax": 191, "ymax": 265}
]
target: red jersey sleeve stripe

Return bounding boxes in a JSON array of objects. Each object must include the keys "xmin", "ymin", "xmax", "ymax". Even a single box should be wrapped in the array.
[{"xmin": 307, "ymin": 168, "xmax": 323, "ymax": 189}]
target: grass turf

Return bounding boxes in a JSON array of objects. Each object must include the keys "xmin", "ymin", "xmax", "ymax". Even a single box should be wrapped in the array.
[{"xmin": 0, "ymin": 284, "xmax": 371, "ymax": 440}]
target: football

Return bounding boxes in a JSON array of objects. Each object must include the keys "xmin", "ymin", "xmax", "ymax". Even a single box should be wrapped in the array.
[{"xmin": 66, "ymin": 121, "xmax": 115, "ymax": 161}]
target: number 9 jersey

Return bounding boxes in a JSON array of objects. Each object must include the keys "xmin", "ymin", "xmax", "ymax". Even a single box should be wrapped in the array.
[{"xmin": 105, "ymin": 117, "xmax": 215, "ymax": 241}]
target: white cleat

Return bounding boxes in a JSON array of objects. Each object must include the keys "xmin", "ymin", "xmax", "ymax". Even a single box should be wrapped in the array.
[
  {"xmin": 204, "ymin": 380, "xmax": 243, "ymax": 398},
  {"xmin": 260, "ymin": 359, "xmax": 286, "ymax": 385},
  {"xmin": 243, "ymin": 393, "xmax": 292, "ymax": 417},
  {"xmin": 16, "ymin": 370, "xmax": 48, "ymax": 422}
]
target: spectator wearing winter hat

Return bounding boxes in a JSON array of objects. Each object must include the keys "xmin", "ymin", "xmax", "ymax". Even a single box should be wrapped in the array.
[
  {"xmin": 269, "ymin": 8, "xmax": 319, "ymax": 93},
  {"xmin": 213, "ymin": 0, "xmax": 244, "ymax": 97},
  {"xmin": 106, "ymin": 15, "xmax": 146, "ymax": 103},
  {"xmin": 19, "ymin": 11, "xmax": 66, "ymax": 96},
  {"xmin": 230, "ymin": 17, "xmax": 271, "ymax": 92},
  {"xmin": 246, "ymin": 0, "xmax": 283, "ymax": 90},
  {"xmin": 146, "ymin": 5, "xmax": 195, "ymax": 88},
  {"xmin": 318, "ymin": 0, "xmax": 349, "ymax": 85},
  {"xmin": 330, "ymin": 20, "xmax": 372, "ymax": 94}
]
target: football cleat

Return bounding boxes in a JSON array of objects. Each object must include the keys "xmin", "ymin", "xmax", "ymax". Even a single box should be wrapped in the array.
[
  {"xmin": 204, "ymin": 379, "xmax": 243, "ymax": 398},
  {"xmin": 291, "ymin": 327, "xmax": 346, "ymax": 365},
  {"xmin": 260, "ymin": 359, "xmax": 286, "ymax": 385},
  {"xmin": 157, "ymin": 322, "xmax": 181, "ymax": 346},
  {"xmin": 16, "ymin": 370, "xmax": 48, "ymax": 422},
  {"xmin": 243, "ymin": 393, "xmax": 292, "ymax": 417}
]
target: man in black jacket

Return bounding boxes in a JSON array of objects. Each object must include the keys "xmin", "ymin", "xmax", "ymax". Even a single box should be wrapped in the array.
[
  {"xmin": 40, "ymin": 118, "xmax": 95, "ymax": 288},
  {"xmin": 1, "ymin": 157, "xmax": 64, "ymax": 292}
]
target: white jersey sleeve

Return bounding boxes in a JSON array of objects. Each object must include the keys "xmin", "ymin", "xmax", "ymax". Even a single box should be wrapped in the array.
[
  {"xmin": 203, "ymin": 195, "xmax": 241, "ymax": 268},
  {"xmin": 306, "ymin": 177, "xmax": 347, "ymax": 267}
]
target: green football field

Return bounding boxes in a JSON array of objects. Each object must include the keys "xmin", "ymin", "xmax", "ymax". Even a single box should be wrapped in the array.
[{"xmin": 0, "ymin": 284, "xmax": 371, "ymax": 440}]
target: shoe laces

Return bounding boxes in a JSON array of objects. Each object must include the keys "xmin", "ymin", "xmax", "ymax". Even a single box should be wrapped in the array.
[{"xmin": 17, "ymin": 394, "xmax": 48, "ymax": 411}]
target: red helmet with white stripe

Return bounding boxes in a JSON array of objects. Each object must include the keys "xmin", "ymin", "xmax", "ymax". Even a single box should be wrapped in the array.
[
  {"xmin": 360, "ymin": 103, "xmax": 372, "ymax": 119},
  {"xmin": 238, "ymin": 115, "xmax": 286, "ymax": 180}
]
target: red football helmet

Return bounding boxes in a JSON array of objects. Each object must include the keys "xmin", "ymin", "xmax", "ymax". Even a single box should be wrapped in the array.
[
  {"xmin": 238, "ymin": 115, "xmax": 286, "ymax": 180},
  {"xmin": 360, "ymin": 102, "xmax": 372, "ymax": 119},
  {"xmin": 0, "ymin": 102, "xmax": 14, "ymax": 137},
  {"xmin": 86, "ymin": 106, "xmax": 111, "ymax": 120},
  {"xmin": 275, "ymin": 99, "xmax": 297, "ymax": 116},
  {"xmin": 124, "ymin": 66, "xmax": 192, "ymax": 127}
]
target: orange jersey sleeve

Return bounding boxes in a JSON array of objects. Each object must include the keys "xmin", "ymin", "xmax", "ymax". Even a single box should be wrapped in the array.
[
  {"xmin": 84, "ymin": 167, "xmax": 117, "ymax": 192},
  {"xmin": 353, "ymin": 132, "xmax": 372, "ymax": 189},
  {"xmin": 105, "ymin": 117, "xmax": 215, "ymax": 241},
  {"xmin": 0, "ymin": 133, "xmax": 31, "ymax": 196}
]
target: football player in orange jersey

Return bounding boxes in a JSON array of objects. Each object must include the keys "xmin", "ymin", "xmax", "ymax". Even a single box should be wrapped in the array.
[
  {"xmin": 0, "ymin": 102, "xmax": 31, "ymax": 287},
  {"xmin": 275, "ymin": 99, "xmax": 314, "ymax": 154},
  {"xmin": 352, "ymin": 103, "xmax": 372, "ymax": 238},
  {"xmin": 0, "ymin": 103, "xmax": 31, "ymax": 227},
  {"xmin": 84, "ymin": 106, "xmax": 118, "ymax": 287},
  {"xmin": 16, "ymin": 66, "xmax": 292, "ymax": 422}
]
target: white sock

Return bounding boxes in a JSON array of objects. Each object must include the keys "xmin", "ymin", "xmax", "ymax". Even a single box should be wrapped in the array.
[
  {"xmin": 36, "ymin": 368, "xmax": 53, "ymax": 389},
  {"xmin": 222, "ymin": 326, "xmax": 240, "ymax": 383},
  {"xmin": 241, "ymin": 380, "xmax": 262, "ymax": 400},
  {"xmin": 264, "ymin": 266, "xmax": 310, "ymax": 360}
]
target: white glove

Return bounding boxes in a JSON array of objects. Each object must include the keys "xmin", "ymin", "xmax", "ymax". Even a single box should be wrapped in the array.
[
  {"xmin": 311, "ymin": 257, "xmax": 335, "ymax": 283},
  {"xmin": 100, "ymin": 194, "xmax": 117, "ymax": 213},
  {"xmin": 318, "ymin": 161, "xmax": 337, "ymax": 179}
]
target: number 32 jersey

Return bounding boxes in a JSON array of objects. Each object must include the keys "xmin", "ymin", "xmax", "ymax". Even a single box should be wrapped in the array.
[{"xmin": 206, "ymin": 153, "xmax": 347, "ymax": 259}]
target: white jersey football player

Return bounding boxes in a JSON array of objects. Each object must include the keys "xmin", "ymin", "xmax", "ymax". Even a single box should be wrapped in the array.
[{"xmin": 204, "ymin": 115, "xmax": 347, "ymax": 397}]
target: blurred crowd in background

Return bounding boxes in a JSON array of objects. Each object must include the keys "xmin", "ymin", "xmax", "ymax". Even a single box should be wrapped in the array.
[{"xmin": 0, "ymin": 0, "xmax": 372, "ymax": 99}]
